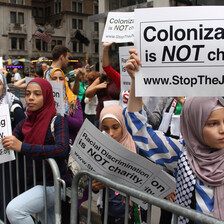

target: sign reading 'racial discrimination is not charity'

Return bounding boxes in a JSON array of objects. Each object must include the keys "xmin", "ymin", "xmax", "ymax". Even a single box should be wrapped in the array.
[{"xmin": 71, "ymin": 119, "xmax": 175, "ymax": 208}]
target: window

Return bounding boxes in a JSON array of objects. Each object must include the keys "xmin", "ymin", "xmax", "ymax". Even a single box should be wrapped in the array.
[
  {"xmin": 78, "ymin": 2, "xmax": 82, "ymax": 13},
  {"xmin": 10, "ymin": 12, "xmax": 16, "ymax": 23},
  {"xmin": 94, "ymin": 42, "xmax": 99, "ymax": 53},
  {"xmin": 33, "ymin": 7, "xmax": 37, "ymax": 17},
  {"xmin": 18, "ymin": 0, "xmax": 23, "ymax": 4},
  {"xmin": 72, "ymin": 19, "xmax": 77, "ymax": 29},
  {"xmin": 72, "ymin": 2, "xmax": 76, "ymax": 12},
  {"xmin": 10, "ymin": 0, "xmax": 16, "ymax": 3},
  {"xmin": 38, "ymin": 8, "xmax": 43, "ymax": 17},
  {"xmin": 94, "ymin": 22, "xmax": 98, "ymax": 32},
  {"xmin": 79, "ymin": 42, "xmax": 83, "ymax": 53},
  {"xmin": 19, "ymin": 38, "xmax": 24, "ymax": 50},
  {"xmin": 45, "ymin": 6, "xmax": 51, "ymax": 16},
  {"xmin": 57, "ymin": 40, "xmax": 62, "ymax": 45},
  {"xmin": 11, "ymin": 38, "xmax": 17, "ymax": 49},
  {"xmin": 72, "ymin": 41, "xmax": 77, "ymax": 52},
  {"xmin": 51, "ymin": 40, "xmax": 56, "ymax": 50},
  {"xmin": 55, "ymin": 19, "xmax": 61, "ymax": 27},
  {"xmin": 36, "ymin": 39, "xmax": 41, "ymax": 51},
  {"xmin": 94, "ymin": 5, "xmax": 98, "ymax": 14},
  {"xmin": 55, "ymin": 0, "xmax": 61, "ymax": 14},
  {"xmin": 78, "ymin": 19, "xmax": 83, "ymax": 29},
  {"xmin": 18, "ymin": 12, "xmax": 24, "ymax": 24},
  {"xmin": 43, "ymin": 42, "xmax": 48, "ymax": 51}
]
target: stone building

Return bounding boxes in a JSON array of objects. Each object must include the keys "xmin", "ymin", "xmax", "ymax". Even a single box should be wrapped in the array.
[{"xmin": 0, "ymin": 0, "xmax": 99, "ymax": 69}]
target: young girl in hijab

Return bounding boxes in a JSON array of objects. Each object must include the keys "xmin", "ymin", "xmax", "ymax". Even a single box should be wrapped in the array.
[
  {"xmin": 124, "ymin": 50, "xmax": 224, "ymax": 222},
  {"xmin": 50, "ymin": 68, "xmax": 83, "ymax": 144},
  {"xmin": 2, "ymin": 78, "xmax": 71, "ymax": 224},
  {"xmin": 92, "ymin": 104, "xmax": 136, "ymax": 224}
]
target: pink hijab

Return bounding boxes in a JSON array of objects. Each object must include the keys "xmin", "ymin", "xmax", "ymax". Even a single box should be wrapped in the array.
[
  {"xmin": 99, "ymin": 105, "xmax": 136, "ymax": 153},
  {"xmin": 180, "ymin": 97, "xmax": 224, "ymax": 219}
]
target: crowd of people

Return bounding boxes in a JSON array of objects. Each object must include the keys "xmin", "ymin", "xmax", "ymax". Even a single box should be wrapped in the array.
[{"xmin": 0, "ymin": 42, "xmax": 224, "ymax": 224}]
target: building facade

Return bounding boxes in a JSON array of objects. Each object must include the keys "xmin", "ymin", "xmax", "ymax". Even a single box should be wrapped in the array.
[{"xmin": 0, "ymin": 0, "xmax": 99, "ymax": 69}]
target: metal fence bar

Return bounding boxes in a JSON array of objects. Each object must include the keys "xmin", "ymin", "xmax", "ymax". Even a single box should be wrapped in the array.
[
  {"xmin": 70, "ymin": 170, "xmax": 224, "ymax": 224},
  {"xmin": 45, "ymin": 158, "xmax": 65, "ymax": 224},
  {"xmin": 87, "ymin": 178, "xmax": 92, "ymax": 224}
]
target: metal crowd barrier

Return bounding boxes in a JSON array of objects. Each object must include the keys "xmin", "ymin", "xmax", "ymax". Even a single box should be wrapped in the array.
[
  {"xmin": 70, "ymin": 170, "xmax": 224, "ymax": 224},
  {"xmin": 2, "ymin": 154, "xmax": 224, "ymax": 224},
  {"xmin": 0, "ymin": 153, "xmax": 65, "ymax": 224}
]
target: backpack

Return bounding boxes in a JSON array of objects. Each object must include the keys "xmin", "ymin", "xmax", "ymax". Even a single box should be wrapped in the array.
[{"xmin": 50, "ymin": 116, "xmax": 88, "ymax": 199}]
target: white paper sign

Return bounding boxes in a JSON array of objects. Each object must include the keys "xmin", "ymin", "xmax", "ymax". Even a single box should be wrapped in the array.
[
  {"xmin": 26, "ymin": 77, "xmax": 65, "ymax": 115},
  {"xmin": 49, "ymin": 81, "xmax": 65, "ymax": 115},
  {"xmin": 102, "ymin": 12, "xmax": 134, "ymax": 43},
  {"xmin": 0, "ymin": 105, "xmax": 15, "ymax": 164},
  {"xmin": 0, "ymin": 57, "xmax": 3, "ymax": 69},
  {"xmin": 71, "ymin": 119, "xmax": 175, "ymax": 207},
  {"xmin": 119, "ymin": 46, "xmax": 132, "ymax": 93},
  {"xmin": 134, "ymin": 6, "xmax": 224, "ymax": 96}
]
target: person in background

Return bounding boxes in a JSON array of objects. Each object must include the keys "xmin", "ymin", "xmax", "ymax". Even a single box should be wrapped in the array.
[
  {"xmin": 2, "ymin": 78, "xmax": 71, "ymax": 224},
  {"xmin": 44, "ymin": 45, "xmax": 70, "ymax": 81},
  {"xmin": 41, "ymin": 62, "xmax": 49, "ymax": 76},
  {"xmin": 12, "ymin": 67, "xmax": 21, "ymax": 98},
  {"xmin": 50, "ymin": 68, "xmax": 83, "ymax": 144},
  {"xmin": 84, "ymin": 71, "xmax": 100, "ymax": 124},
  {"xmin": 13, "ymin": 67, "xmax": 44, "ymax": 90},
  {"xmin": 85, "ymin": 71, "xmax": 120, "ymax": 128}
]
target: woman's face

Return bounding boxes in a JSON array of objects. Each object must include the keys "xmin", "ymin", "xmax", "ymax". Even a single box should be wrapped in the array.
[
  {"xmin": 101, "ymin": 118, "xmax": 123, "ymax": 142},
  {"xmin": 25, "ymin": 83, "xmax": 44, "ymax": 111},
  {"xmin": 203, "ymin": 108, "xmax": 224, "ymax": 149},
  {"xmin": 51, "ymin": 71, "xmax": 65, "ymax": 88},
  {"xmin": 0, "ymin": 80, "xmax": 3, "ymax": 97}
]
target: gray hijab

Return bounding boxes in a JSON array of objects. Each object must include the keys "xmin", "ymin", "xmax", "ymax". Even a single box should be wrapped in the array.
[{"xmin": 180, "ymin": 97, "xmax": 224, "ymax": 219}]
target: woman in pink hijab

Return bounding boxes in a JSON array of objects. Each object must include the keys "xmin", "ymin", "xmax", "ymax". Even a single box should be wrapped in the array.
[{"xmin": 93, "ymin": 104, "xmax": 136, "ymax": 224}]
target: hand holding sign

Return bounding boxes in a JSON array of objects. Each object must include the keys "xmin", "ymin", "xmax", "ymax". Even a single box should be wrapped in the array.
[{"xmin": 2, "ymin": 136, "xmax": 22, "ymax": 152}]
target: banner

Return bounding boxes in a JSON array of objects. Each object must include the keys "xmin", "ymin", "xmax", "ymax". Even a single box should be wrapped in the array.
[
  {"xmin": 0, "ymin": 105, "xmax": 15, "ymax": 164},
  {"xmin": 71, "ymin": 119, "xmax": 175, "ymax": 208},
  {"xmin": 102, "ymin": 12, "xmax": 134, "ymax": 43},
  {"xmin": 134, "ymin": 6, "xmax": 224, "ymax": 96}
]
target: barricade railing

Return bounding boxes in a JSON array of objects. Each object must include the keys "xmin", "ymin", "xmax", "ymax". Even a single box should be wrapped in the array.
[
  {"xmin": 70, "ymin": 170, "xmax": 224, "ymax": 224},
  {"xmin": 0, "ymin": 153, "xmax": 65, "ymax": 224}
]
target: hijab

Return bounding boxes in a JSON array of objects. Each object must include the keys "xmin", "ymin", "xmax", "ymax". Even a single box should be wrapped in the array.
[
  {"xmin": 22, "ymin": 78, "xmax": 56, "ymax": 145},
  {"xmin": 99, "ymin": 105, "xmax": 136, "ymax": 153},
  {"xmin": 180, "ymin": 97, "xmax": 224, "ymax": 219},
  {"xmin": 0, "ymin": 71, "xmax": 17, "ymax": 107},
  {"xmin": 50, "ymin": 68, "xmax": 77, "ymax": 114}
]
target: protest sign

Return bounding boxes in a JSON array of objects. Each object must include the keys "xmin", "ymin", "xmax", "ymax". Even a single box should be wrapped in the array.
[
  {"xmin": 26, "ymin": 77, "xmax": 65, "ymax": 115},
  {"xmin": 119, "ymin": 46, "xmax": 132, "ymax": 93},
  {"xmin": 0, "ymin": 105, "xmax": 15, "ymax": 164},
  {"xmin": 49, "ymin": 81, "xmax": 65, "ymax": 115},
  {"xmin": 102, "ymin": 12, "xmax": 134, "ymax": 43},
  {"xmin": 134, "ymin": 6, "xmax": 224, "ymax": 96},
  {"xmin": 0, "ymin": 57, "xmax": 3, "ymax": 69},
  {"xmin": 71, "ymin": 119, "xmax": 175, "ymax": 208}
]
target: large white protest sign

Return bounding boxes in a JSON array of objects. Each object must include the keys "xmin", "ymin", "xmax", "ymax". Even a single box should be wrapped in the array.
[
  {"xmin": 134, "ymin": 6, "xmax": 224, "ymax": 96},
  {"xmin": 119, "ymin": 46, "xmax": 132, "ymax": 93},
  {"xmin": 0, "ymin": 105, "xmax": 15, "ymax": 164},
  {"xmin": 26, "ymin": 77, "xmax": 65, "ymax": 115},
  {"xmin": 102, "ymin": 12, "xmax": 134, "ymax": 43},
  {"xmin": 71, "ymin": 119, "xmax": 175, "ymax": 206}
]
